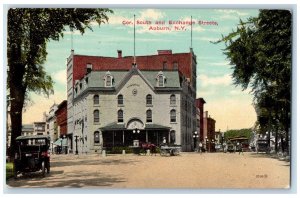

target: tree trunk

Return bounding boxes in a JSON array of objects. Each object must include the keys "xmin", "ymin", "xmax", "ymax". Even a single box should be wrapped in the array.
[{"xmin": 8, "ymin": 43, "xmax": 26, "ymax": 159}]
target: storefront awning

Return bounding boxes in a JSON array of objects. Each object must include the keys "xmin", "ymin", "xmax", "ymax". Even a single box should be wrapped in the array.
[
  {"xmin": 100, "ymin": 122, "xmax": 126, "ymax": 130},
  {"xmin": 100, "ymin": 122, "xmax": 171, "ymax": 131},
  {"xmin": 53, "ymin": 138, "xmax": 68, "ymax": 146},
  {"xmin": 145, "ymin": 124, "xmax": 171, "ymax": 130}
]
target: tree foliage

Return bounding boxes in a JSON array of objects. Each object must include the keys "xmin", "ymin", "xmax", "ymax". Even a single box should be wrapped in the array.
[
  {"xmin": 214, "ymin": 10, "xmax": 292, "ymax": 153},
  {"xmin": 7, "ymin": 8, "xmax": 113, "ymax": 158},
  {"xmin": 224, "ymin": 128, "xmax": 252, "ymax": 141}
]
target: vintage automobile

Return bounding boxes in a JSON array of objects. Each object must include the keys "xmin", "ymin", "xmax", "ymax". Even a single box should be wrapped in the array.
[
  {"xmin": 13, "ymin": 135, "xmax": 51, "ymax": 178},
  {"xmin": 256, "ymin": 139, "xmax": 270, "ymax": 153},
  {"xmin": 226, "ymin": 142, "xmax": 235, "ymax": 153}
]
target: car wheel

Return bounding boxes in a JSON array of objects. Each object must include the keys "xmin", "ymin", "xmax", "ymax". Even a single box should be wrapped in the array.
[{"xmin": 41, "ymin": 161, "xmax": 46, "ymax": 177}]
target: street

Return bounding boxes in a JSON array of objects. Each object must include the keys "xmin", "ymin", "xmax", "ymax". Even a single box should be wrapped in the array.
[{"xmin": 6, "ymin": 152, "xmax": 290, "ymax": 189}]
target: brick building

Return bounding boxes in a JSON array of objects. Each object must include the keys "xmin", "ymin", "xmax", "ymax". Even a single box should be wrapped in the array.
[
  {"xmin": 203, "ymin": 111, "xmax": 216, "ymax": 152},
  {"xmin": 66, "ymin": 49, "xmax": 197, "ymax": 153},
  {"xmin": 195, "ymin": 98, "xmax": 206, "ymax": 142}
]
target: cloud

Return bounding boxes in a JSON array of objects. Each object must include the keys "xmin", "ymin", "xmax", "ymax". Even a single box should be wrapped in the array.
[
  {"xmin": 194, "ymin": 36, "xmax": 219, "ymax": 42},
  {"xmin": 63, "ymin": 30, "xmax": 81, "ymax": 35},
  {"xmin": 198, "ymin": 74, "xmax": 232, "ymax": 87},
  {"xmin": 207, "ymin": 61, "xmax": 230, "ymax": 67},
  {"xmin": 214, "ymin": 9, "xmax": 249, "ymax": 17},
  {"xmin": 52, "ymin": 69, "xmax": 67, "ymax": 86},
  {"xmin": 139, "ymin": 9, "xmax": 165, "ymax": 20}
]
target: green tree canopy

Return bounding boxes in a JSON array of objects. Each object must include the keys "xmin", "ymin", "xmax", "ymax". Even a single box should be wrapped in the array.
[
  {"xmin": 7, "ymin": 8, "xmax": 113, "ymax": 158},
  {"xmin": 214, "ymin": 10, "xmax": 292, "ymax": 153}
]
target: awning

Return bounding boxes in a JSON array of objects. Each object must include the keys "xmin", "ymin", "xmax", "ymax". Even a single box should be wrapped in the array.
[
  {"xmin": 53, "ymin": 138, "xmax": 68, "ymax": 146},
  {"xmin": 100, "ymin": 122, "xmax": 171, "ymax": 131},
  {"xmin": 145, "ymin": 124, "xmax": 171, "ymax": 130},
  {"xmin": 100, "ymin": 122, "xmax": 126, "ymax": 130}
]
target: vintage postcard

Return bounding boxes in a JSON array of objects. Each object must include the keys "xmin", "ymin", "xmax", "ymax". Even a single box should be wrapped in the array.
[{"xmin": 5, "ymin": 6, "xmax": 293, "ymax": 192}]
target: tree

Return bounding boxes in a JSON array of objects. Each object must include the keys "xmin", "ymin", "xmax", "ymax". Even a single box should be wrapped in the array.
[
  {"xmin": 7, "ymin": 8, "xmax": 113, "ymax": 159},
  {"xmin": 214, "ymin": 10, "xmax": 291, "ymax": 154}
]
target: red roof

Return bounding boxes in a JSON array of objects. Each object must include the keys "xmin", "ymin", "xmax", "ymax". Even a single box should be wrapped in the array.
[{"xmin": 72, "ymin": 52, "xmax": 192, "ymax": 84}]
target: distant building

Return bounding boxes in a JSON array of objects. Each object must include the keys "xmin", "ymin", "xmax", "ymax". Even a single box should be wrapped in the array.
[
  {"xmin": 21, "ymin": 124, "xmax": 34, "ymax": 136},
  {"xmin": 46, "ymin": 103, "xmax": 58, "ymax": 142},
  {"xmin": 195, "ymin": 98, "xmax": 206, "ymax": 142},
  {"xmin": 33, "ymin": 122, "xmax": 46, "ymax": 135},
  {"xmin": 203, "ymin": 111, "xmax": 216, "ymax": 152},
  {"xmin": 55, "ymin": 100, "xmax": 68, "ymax": 153}
]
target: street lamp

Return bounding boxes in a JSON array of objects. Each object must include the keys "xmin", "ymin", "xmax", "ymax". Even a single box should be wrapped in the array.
[
  {"xmin": 193, "ymin": 131, "xmax": 199, "ymax": 151},
  {"xmin": 74, "ymin": 135, "xmax": 79, "ymax": 155}
]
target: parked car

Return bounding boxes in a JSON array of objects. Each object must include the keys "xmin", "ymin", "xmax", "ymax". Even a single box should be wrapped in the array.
[
  {"xmin": 226, "ymin": 143, "xmax": 235, "ymax": 153},
  {"xmin": 13, "ymin": 135, "xmax": 51, "ymax": 178}
]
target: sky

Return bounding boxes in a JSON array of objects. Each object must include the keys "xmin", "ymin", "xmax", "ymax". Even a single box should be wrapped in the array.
[{"xmin": 20, "ymin": 8, "xmax": 259, "ymax": 131}]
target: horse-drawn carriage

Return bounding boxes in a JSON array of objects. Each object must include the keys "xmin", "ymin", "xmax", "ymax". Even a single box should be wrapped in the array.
[
  {"xmin": 160, "ymin": 145, "xmax": 181, "ymax": 156},
  {"xmin": 131, "ymin": 142, "xmax": 181, "ymax": 156}
]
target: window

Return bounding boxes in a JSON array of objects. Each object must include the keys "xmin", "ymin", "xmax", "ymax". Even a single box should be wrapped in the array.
[
  {"xmin": 93, "ymin": 110, "xmax": 99, "ymax": 123},
  {"xmin": 173, "ymin": 62, "xmax": 178, "ymax": 70},
  {"xmin": 156, "ymin": 71, "xmax": 165, "ymax": 87},
  {"xmin": 118, "ymin": 94, "xmax": 123, "ymax": 105},
  {"xmin": 106, "ymin": 75, "xmax": 112, "ymax": 87},
  {"xmin": 146, "ymin": 94, "xmax": 152, "ymax": 105},
  {"xmin": 118, "ymin": 110, "xmax": 123, "ymax": 123},
  {"xmin": 170, "ymin": 94, "xmax": 176, "ymax": 105},
  {"xmin": 104, "ymin": 72, "xmax": 113, "ymax": 87},
  {"xmin": 93, "ymin": 95, "xmax": 99, "ymax": 105},
  {"xmin": 146, "ymin": 110, "xmax": 152, "ymax": 123},
  {"xmin": 94, "ymin": 131, "xmax": 100, "ymax": 144},
  {"xmin": 170, "ymin": 109, "xmax": 176, "ymax": 122}
]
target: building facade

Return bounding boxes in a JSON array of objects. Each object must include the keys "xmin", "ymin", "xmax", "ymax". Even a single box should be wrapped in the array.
[
  {"xmin": 46, "ymin": 104, "xmax": 58, "ymax": 142},
  {"xmin": 67, "ymin": 49, "xmax": 197, "ymax": 153},
  {"xmin": 203, "ymin": 111, "xmax": 216, "ymax": 152}
]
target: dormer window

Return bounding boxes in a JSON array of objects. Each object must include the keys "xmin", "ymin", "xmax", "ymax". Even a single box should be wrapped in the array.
[
  {"xmin": 156, "ymin": 71, "xmax": 165, "ymax": 87},
  {"xmin": 104, "ymin": 71, "xmax": 113, "ymax": 87},
  {"xmin": 86, "ymin": 63, "xmax": 92, "ymax": 74}
]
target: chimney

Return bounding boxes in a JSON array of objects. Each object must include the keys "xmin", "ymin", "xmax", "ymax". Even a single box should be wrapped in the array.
[
  {"xmin": 205, "ymin": 111, "xmax": 208, "ymax": 118},
  {"xmin": 117, "ymin": 50, "xmax": 122, "ymax": 58},
  {"xmin": 157, "ymin": 50, "xmax": 172, "ymax": 55}
]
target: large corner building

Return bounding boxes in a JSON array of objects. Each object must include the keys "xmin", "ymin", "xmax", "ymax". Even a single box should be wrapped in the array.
[{"xmin": 66, "ymin": 49, "xmax": 197, "ymax": 153}]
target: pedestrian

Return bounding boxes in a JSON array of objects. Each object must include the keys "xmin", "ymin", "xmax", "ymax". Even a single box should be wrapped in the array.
[
  {"xmin": 162, "ymin": 137, "xmax": 167, "ymax": 146},
  {"xmin": 199, "ymin": 142, "xmax": 203, "ymax": 154}
]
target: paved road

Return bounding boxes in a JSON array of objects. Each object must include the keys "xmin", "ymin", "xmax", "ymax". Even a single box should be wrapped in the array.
[{"xmin": 6, "ymin": 152, "xmax": 290, "ymax": 189}]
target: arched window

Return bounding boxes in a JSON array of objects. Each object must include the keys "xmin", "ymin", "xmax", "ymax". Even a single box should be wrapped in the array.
[
  {"xmin": 118, "ymin": 94, "xmax": 123, "ymax": 105},
  {"xmin": 104, "ymin": 71, "xmax": 113, "ymax": 87},
  {"xmin": 170, "ymin": 94, "xmax": 176, "ymax": 105},
  {"xmin": 170, "ymin": 109, "xmax": 176, "ymax": 122},
  {"xmin": 146, "ymin": 94, "xmax": 152, "ymax": 105},
  {"xmin": 146, "ymin": 109, "xmax": 152, "ymax": 123},
  {"xmin": 118, "ymin": 110, "xmax": 123, "ymax": 123},
  {"xmin": 93, "ymin": 95, "xmax": 99, "ymax": 105},
  {"xmin": 93, "ymin": 110, "xmax": 99, "ymax": 123},
  {"xmin": 94, "ymin": 131, "xmax": 100, "ymax": 144},
  {"xmin": 156, "ymin": 71, "xmax": 165, "ymax": 87}
]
